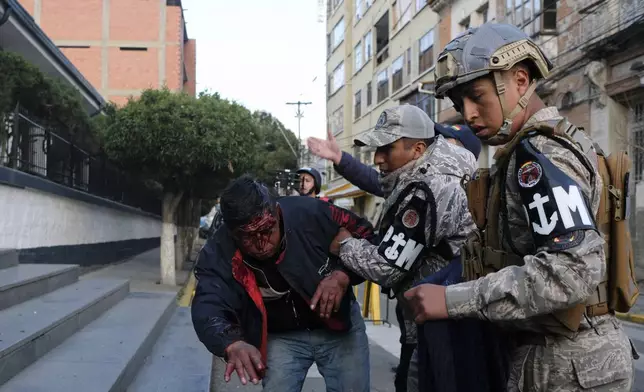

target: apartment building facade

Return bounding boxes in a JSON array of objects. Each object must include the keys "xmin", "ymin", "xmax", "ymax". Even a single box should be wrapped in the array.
[{"xmin": 18, "ymin": 0, "xmax": 197, "ymax": 105}]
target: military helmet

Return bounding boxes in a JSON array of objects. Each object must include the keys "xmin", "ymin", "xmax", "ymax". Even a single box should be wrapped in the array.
[
  {"xmin": 434, "ymin": 23, "xmax": 553, "ymax": 141},
  {"xmin": 434, "ymin": 23, "xmax": 552, "ymax": 99}
]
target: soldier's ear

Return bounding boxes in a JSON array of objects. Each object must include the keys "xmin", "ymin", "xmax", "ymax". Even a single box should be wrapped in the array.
[{"xmin": 413, "ymin": 140, "xmax": 427, "ymax": 159}]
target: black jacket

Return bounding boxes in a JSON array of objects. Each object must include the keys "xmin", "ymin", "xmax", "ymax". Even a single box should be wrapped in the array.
[{"xmin": 191, "ymin": 196, "xmax": 374, "ymax": 360}]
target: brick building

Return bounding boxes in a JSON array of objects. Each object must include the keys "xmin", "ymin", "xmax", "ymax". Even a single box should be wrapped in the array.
[{"xmin": 18, "ymin": 0, "xmax": 197, "ymax": 105}]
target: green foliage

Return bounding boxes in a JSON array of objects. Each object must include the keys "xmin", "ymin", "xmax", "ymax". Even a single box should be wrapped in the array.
[
  {"xmin": 251, "ymin": 111, "xmax": 299, "ymax": 184},
  {"xmin": 98, "ymin": 88, "xmax": 259, "ymax": 195},
  {"xmin": 0, "ymin": 51, "xmax": 90, "ymax": 133}
]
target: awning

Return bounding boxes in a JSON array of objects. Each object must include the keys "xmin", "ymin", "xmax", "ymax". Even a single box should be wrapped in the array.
[
  {"xmin": 333, "ymin": 198, "xmax": 354, "ymax": 208},
  {"xmin": 324, "ymin": 182, "xmax": 366, "ymax": 199}
]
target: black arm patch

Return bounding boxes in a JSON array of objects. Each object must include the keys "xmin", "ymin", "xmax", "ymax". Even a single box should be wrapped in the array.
[
  {"xmin": 515, "ymin": 139, "xmax": 597, "ymax": 248},
  {"xmin": 377, "ymin": 189, "xmax": 430, "ymax": 271}
]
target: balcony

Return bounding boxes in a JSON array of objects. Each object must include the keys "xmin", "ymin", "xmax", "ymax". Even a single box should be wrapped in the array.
[
  {"xmin": 581, "ymin": 0, "xmax": 644, "ymax": 60},
  {"xmin": 428, "ymin": 0, "xmax": 450, "ymax": 14}
]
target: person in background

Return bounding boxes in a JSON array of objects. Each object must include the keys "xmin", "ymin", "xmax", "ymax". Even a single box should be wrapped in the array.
[
  {"xmin": 307, "ymin": 117, "xmax": 482, "ymax": 392},
  {"xmin": 191, "ymin": 175, "xmax": 374, "ymax": 392},
  {"xmin": 297, "ymin": 166, "xmax": 333, "ymax": 203}
]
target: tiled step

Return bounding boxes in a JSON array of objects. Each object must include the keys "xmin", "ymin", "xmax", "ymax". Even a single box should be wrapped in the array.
[
  {"xmin": 0, "ymin": 264, "xmax": 79, "ymax": 311},
  {"xmin": 0, "ymin": 249, "xmax": 18, "ymax": 270},
  {"xmin": 128, "ymin": 307, "xmax": 212, "ymax": 391},
  {"xmin": 0, "ymin": 291, "xmax": 176, "ymax": 392},
  {"xmin": 0, "ymin": 278, "xmax": 130, "ymax": 386}
]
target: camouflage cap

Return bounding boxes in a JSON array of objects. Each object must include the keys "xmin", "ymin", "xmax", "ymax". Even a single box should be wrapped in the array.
[{"xmin": 354, "ymin": 105, "xmax": 435, "ymax": 148}]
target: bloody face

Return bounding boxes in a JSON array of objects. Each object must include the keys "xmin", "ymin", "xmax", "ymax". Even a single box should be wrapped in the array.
[{"xmin": 232, "ymin": 209, "xmax": 281, "ymax": 260}]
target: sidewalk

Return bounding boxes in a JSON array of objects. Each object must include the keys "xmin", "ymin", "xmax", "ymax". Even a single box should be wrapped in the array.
[{"xmin": 81, "ymin": 247, "xmax": 191, "ymax": 293}]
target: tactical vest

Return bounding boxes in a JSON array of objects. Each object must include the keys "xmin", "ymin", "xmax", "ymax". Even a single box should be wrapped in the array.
[{"xmin": 462, "ymin": 118, "xmax": 639, "ymax": 336}]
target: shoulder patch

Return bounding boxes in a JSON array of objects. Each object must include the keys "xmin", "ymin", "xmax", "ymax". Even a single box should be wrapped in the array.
[
  {"xmin": 517, "ymin": 161, "xmax": 543, "ymax": 188},
  {"xmin": 377, "ymin": 192, "xmax": 429, "ymax": 271},
  {"xmin": 546, "ymin": 230, "xmax": 585, "ymax": 251},
  {"xmin": 402, "ymin": 208, "xmax": 420, "ymax": 228},
  {"xmin": 515, "ymin": 139, "xmax": 597, "ymax": 248}
]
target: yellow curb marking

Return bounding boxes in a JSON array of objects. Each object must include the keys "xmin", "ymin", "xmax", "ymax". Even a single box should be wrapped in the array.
[
  {"xmin": 616, "ymin": 312, "xmax": 644, "ymax": 324},
  {"xmin": 178, "ymin": 271, "xmax": 197, "ymax": 307}
]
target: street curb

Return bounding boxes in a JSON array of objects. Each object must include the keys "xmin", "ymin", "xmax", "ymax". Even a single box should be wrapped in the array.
[
  {"xmin": 616, "ymin": 312, "xmax": 644, "ymax": 324},
  {"xmin": 177, "ymin": 270, "xmax": 196, "ymax": 307}
]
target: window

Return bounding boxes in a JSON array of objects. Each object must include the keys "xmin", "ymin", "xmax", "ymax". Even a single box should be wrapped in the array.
[
  {"xmin": 507, "ymin": 0, "xmax": 557, "ymax": 35},
  {"xmin": 478, "ymin": 4, "xmax": 489, "ymax": 24},
  {"xmin": 330, "ymin": 62, "xmax": 345, "ymax": 94},
  {"xmin": 331, "ymin": 106, "xmax": 344, "ymax": 136},
  {"xmin": 326, "ymin": 34, "xmax": 331, "ymax": 58},
  {"xmin": 377, "ymin": 69, "xmax": 389, "ymax": 103},
  {"xmin": 406, "ymin": 48, "xmax": 412, "ymax": 76},
  {"xmin": 364, "ymin": 31, "xmax": 373, "ymax": 61},
  {"xmin": 392, "ymin": 0, "xmax": 412, "ymax": 33},
  {"xmin": 355, "ymin": 42, "xmax": 363, "ymax": 71},
  {"xmin": 416, "ymin": 0, "xmax": 427, "ymax": 12},
  {"xmin": 367, "ymin": 82, "xmax": 373, "ymax": 106},
  {"xmin": 332, "ymin": 18, "xmax": 345, "ymax": 49},
  {"xmin": 418, "ymin": 30, "xmax": 434, "ymax": 74},
  {"xmin": 392, "ymin": 55, "xmax": 404, "ymax": 92},
  {"xmin": 354, "ymin": 90, "xmax": 362, "ymax": 119},
  {"xmin": 631, "ymin": 103, "xmax": 644, "ymax": 182},
  {"xmin": 355, "ymin": 0, "xmax": 363, "ymax": 21},
  {"xmin": 401, "ymin": 91, "xmax": 436, "ymax": 120},
  {"xmin": 460, "ymin": 16, "xmax": 471, "ymax": 31},
  {"xmin": 542, "ymin": 0, "xmax": 556, "ymax": 31}
]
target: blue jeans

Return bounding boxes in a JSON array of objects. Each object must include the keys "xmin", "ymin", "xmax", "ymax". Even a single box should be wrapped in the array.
[{"xmin": 262, "ymin": 301, "xmax": 370, "ymax": 392}]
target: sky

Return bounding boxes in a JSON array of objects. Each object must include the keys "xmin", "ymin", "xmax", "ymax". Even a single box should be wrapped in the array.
[{"xmin": 182, "ymin": 0, "xmax": 328, "ymax": 143}]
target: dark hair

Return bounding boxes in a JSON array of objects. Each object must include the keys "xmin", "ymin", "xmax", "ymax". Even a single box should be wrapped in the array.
[{"xmin": 220, "ymin": 174, "xmax": 276, "ymax": 230}]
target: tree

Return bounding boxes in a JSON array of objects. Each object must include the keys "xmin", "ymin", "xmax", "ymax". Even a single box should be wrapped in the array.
[
  {"xmin": 251, "ymin": 111, "xmax": 299, "ymax": 184},
  {"xmin": 98, "ymin": 88, "xmax": 259, "ymax": 285}
]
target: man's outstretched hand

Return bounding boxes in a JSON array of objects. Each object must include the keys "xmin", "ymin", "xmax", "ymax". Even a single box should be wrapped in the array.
[
  {"xmin": 311, "ymin": 270, "xmax": 351, "ymax": 318},
  {"xmin": 224, "ymin": 341, "xmax": 265, "ymax": 385},
  {"xmin": 307, "ymin": 127, "xmax": 343, "ymax": 165}
]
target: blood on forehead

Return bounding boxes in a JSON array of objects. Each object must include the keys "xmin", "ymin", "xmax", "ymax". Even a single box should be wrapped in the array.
[{"xmin": 237, "ymin": 210, "xmax": 276, "ymax": 234}]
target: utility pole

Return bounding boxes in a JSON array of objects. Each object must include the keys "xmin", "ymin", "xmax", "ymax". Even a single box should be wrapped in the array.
[{"xmin": 286, "ymin": 101, "xmax": 312, "ymax": 167}]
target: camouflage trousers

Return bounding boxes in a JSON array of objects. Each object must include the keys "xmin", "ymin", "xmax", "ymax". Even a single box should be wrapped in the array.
[{"xmin": 508, "ymin": 317, "xmax": 633, "ymax": 392}]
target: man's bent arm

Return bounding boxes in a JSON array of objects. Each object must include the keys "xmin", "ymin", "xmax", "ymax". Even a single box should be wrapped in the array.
[
  {"xmin": 191, "ymin": 244, "xmax": 245, "ymax": 358},
  {"xmin": 445, "ymin": 138, "xmax": 605, "ymax": 320},
  {"xmin": 334, "ymin": 152, "xmax": 384, "ymax": 197},
  {"xmin": 338, "ymin": 186, "xmax": 454, "ymax": 289},
  {"xmin": 322, "ymin": 203, "xmax": 377, "ymax": 285}
]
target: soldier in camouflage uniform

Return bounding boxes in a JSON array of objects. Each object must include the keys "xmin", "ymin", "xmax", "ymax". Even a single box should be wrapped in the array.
[
  {"xmin": 404, "ymin": 22, "xmax": 634, "ymax": 391},
  {"xmin": 329, "ymin": 104, "xmax": 478, "ymax": 390}
]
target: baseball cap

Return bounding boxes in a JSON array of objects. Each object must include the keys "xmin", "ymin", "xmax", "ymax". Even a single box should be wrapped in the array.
[
  {"xmin": 354, "ymin": 105, "xmax": 434, "ymax": 148},
  {"xmin": 434, "ymin": 124, "xmax": 482, "ymax": 159}
]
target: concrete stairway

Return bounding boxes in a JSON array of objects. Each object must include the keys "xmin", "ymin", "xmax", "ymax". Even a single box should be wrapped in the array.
[{"xmin": 0, "ymin": 251, "xmax": 212, "ymax": 391}]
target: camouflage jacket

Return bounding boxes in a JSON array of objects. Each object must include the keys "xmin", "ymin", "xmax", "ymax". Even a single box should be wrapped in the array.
[
  {"xmin": 339, "ymin": 135, "xmax": 478, "ymax": 294},
  {"xmin": 445, "ymin": 107, "xmax": 611, "ymax": 333}
]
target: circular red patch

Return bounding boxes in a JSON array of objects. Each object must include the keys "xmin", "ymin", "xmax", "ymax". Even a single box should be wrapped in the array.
[
  {"xmin": 402, "ymin": 209, "xmax": 419, "ymax": 229},
  {"xmin": 517, "ymin": 161, "xmax": 543, "ymax": 188}
]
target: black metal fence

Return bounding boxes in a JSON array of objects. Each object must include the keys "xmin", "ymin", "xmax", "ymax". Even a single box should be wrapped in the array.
[{"xmin": 0, "ymin": 104, "xmax": 161, "ymax": 215}]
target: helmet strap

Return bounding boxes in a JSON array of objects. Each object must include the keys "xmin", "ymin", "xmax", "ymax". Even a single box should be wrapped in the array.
[{"xmin": 489, "ymin": 71, "xmax": 537, "ymax": 143}]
